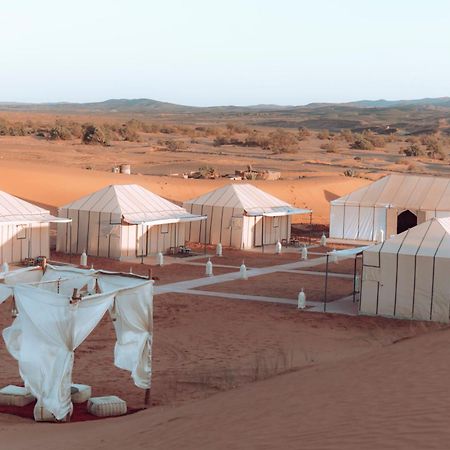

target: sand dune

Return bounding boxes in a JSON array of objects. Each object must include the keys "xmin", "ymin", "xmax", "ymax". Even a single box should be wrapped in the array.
[
  {"xmin": 0, "ymin": 161, "xmax": 369, "ymax": 223},
  {"xmin": 2, "ymin": 326, "xmax": 449, "ymax": 450}
]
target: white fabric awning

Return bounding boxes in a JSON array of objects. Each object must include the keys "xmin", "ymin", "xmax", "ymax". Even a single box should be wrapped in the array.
[
  {"xmin": 245, "ymin": 207, "xmax": 312, "ymax": 217},
  {"xmin": 123, "ymin": 212, "xmax": 206, "ymax": 226},
  {"xmin": 328, "ymin": 245, "xmax": 372, "ymax": 257},
  {"xmin": 0, "ymin": 213, "xmax": 71, "ymax": 225}
]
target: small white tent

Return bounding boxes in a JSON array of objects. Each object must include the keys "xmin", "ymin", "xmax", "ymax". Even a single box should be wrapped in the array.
[
  {"xmin": 56, "ymin": 184, "xmax": 205, "ymax": 259},
  {"xmin": 330, "ymin": 174, "xmax": 450, "ymax": 242},
  {"xmin": 183, "ymin": 184, "xmax": 311, "ymax": 249},
  {"xmin": 0, "ymin": 190, "xmax": 68, "ymax": 264},
  {"xmin": 360, "ymin": 217, "xmax": 450, "ymax": 323}
]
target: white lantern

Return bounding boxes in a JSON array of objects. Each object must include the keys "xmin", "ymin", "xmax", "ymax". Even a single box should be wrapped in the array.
[{"xmin": 297, "ymin": 288, "xmax": 306, "ymax": 309}]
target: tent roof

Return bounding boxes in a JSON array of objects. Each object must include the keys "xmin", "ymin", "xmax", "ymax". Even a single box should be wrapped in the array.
[
  {"xmin": 184, "ymin": 184, "xmax": 311, "ymax": 216},
  {"xmin": 365, "ymin": 217, "xmax": 450, "ymax": 257},
  {"xmin": 61, "ymin": 184, "xmax": 204, "ymax": 225},
  {"xmin": 331, "ymin": 174, "xmax": 450, "ymax": 211},
  {"xmin": 0, "ymin": 191, "xmax": 66, "ymax": 224}
]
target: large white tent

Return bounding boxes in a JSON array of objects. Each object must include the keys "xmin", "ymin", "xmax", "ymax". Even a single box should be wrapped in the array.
[
  {"xmin": 329, "ymin": 174, "xmax": 450, "ymax": 242},
  {"xmin": 360, "ymin": 217, "xmax": 450, "ymax": 323},
  {"xmin": 56, "ymin": 184, "xmax": 205, "ymax": 259},
  {"xmin": 183, "ymin": 184, "xmax": 311, "ymax": 249},
  {"xmin": 0, "ymin": 190, "xmax": 68, "ymax": 264}
]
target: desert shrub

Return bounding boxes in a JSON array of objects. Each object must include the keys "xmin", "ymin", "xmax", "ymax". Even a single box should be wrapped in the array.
[
  {"xmin": 425, "ymin": 137, "xmax": 446, "ymax": 160},
  {"xmin": 321, "ymin": 140, "xmax": 338, "ymax": 153},
  {"xmin": 362, "ymin": 130, "xmax": 385, "ymax": 148},
  {"xmin": 0, "ymin": 118, "xmax": 9, "ymax": 136},
  {"xmin": 161, "ymin": 139, "xmax": 187, "ymax": 151},
  {"xmin": 317, "ymin": 129, "xmax": 330, "ymax": 140},
  {"xmin": 81, "ymin": 124, "xmax": 109, "ymax": 145},
  {"xmin": 160, "ymin": 126, "xmax": 176, "ymax": 134},
  {"xmin": 226, "ymin": 123, "xmax": 250, "ymax": 134},
  {"xmin": 49, "ymin": 125, "xmax": 72, "ymax": 140},
  {"xmin": 338, "ymin": 129, "xmax": 353, "ymax": 143},
  {"xmin": 402, "ymin": 143, "xmax": 424, "ymax": 157},
  {"xmin": 118, "ymin": 125, "xmax": 141, "ymax": 142},
  {"xmin": 266, "ymin": 129, "xmax": 298, "ymax": 153},
  {"xmin": 244, "ymin": 131, "xmax": 269, "ymax": 148},
  {"xmin": 350, "ymin": 136, "xmax": 374, "ymax": 150},
  {"xmin": 297, "ymin": 127, "xmax": 311, "ymax": 141},
  {"xmin": 213, "ymin": 135, "xmax": 230, "ymax": 146},
  {"xmin": 344, "ymin": 169, "xmax": 356, "ymax": 177}
]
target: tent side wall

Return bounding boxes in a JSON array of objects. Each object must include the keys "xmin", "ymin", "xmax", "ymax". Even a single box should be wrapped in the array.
[
  {"xmin": 0, "ymin": 222, "xmax": 50, "ymax": 264},
  {"xmin": 120, "ymin": 222, "xmax": 185, "ymax": 259},
  {"xmin": 243, "ymin": 215, "xmax": 290, "ymax": 248},
  {"xmin": 57, "ymin": 208, "xmax": 122, "ymax": 258},
  {"xmin": 361, "ymin": 237, "xmax": 450, "ymax": 324},
  {"xmin": 330, "ymin": 204, "xmax": 387, "ymax": 241},
  {"xmin": 184, "ymin": 203, "xmax": 245, "ymax": 248}
]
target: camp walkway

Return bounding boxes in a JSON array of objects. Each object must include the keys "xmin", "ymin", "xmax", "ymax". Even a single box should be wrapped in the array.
[{"xmin": 154, "ymin": 255, "xmax": 358, "ymax": 316}]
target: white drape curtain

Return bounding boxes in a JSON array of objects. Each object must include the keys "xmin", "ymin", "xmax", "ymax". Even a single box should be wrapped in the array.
[{"xmin": 3, "ymin": 286, "xmax": 114, "ymax": 420}]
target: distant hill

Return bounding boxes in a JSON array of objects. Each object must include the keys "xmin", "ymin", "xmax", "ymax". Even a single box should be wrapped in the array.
[
  {"xmin": 0, "ymin": 96, "xmax": 449, "ymax": 115},
  {"xmin": 343, "ymin": 97, "xmax": 450, "ymax": 108}
]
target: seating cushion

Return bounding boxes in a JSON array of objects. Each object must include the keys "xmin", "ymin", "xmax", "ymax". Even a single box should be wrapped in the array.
[
  {"xmin": 71, "ymin": 384, "xmax": 92, "ymax": 403},
  {"xmin": 87, "ymin": 395, "xmax": 127, "ymax": 417},
  {"xmin": 0, "ymin": 385, "xmax": 34, "ymax": 407}
]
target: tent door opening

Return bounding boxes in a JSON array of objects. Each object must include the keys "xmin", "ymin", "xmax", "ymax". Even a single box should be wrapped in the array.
[{"xmin": 397, "ymin": 210, "xmax": 417, "ymax": 234}]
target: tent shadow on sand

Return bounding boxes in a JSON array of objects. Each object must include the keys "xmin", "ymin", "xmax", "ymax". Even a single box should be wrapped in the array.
[{"xmin": 323, "ymin": 189, "xmax": 340, "ymax": 203}]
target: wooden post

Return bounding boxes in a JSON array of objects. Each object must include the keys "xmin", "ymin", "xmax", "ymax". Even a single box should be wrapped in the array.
[
  {"xmin": 324, "ymin": 254, "xmax": 329, "ymax": 313},
  {"xmin": 41, "ymin": 257, "xmax": 47, "ymax": 274},
  {"xmin": 144, "ymin": 388, "xmax": 151, "ymax": 408},
  {"xmin": 352, "ymin": 254, "xmax": 358, "ymax": 303}
]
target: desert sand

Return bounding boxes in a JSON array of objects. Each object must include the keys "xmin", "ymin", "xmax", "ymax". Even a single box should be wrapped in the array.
[
  {"xmin": 0, "ymin": 159, "xmax": 369, "ymax": 224},
  {"xmin": 0, "ymin": 154, "xmax": 446, "ymax": 449}
]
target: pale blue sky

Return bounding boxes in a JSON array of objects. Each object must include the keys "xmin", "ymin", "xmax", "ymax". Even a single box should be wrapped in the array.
[{"xmin": 0, "ymin": 0, "xmax": 449, "ymax": 105}]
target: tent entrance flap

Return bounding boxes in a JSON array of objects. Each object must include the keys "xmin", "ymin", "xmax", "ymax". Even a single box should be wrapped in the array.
[{"xmin": 397, "ymin": 210, "xmax": 417, "ymax": 234}]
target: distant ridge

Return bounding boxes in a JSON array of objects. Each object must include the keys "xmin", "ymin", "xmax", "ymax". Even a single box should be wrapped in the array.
[{"xmin": 0, "ymin": 96, "xmax": 449, "ymax": 114}]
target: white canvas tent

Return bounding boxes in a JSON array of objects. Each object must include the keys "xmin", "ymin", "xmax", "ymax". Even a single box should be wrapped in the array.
[
  {"xmin": 183, "ymin": 184, "xmax": 311, "ymax": 249},
  {"xmin": 360, "ymin": 217, "xmax": 450, "ymax": 323},
  {"xmin": 329, "ymin": 174, "xmax": 450, "ymax": 242},
  {"xmin": 56, "ymin": 184, "xmax": 205, "ymax": 259},
  {"xmin": 0, "ymin": 190, "xmax": 69, "ymax": 264}
]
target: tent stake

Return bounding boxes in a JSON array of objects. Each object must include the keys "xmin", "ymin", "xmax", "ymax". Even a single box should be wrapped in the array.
[{"xmin": 324, "ymin": 254, "xmax": 329, "ymax": 312}]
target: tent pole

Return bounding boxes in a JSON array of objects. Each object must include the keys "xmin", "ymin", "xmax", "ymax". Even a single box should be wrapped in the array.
[
  {"xmin": 324, "ymin": 254, "xmax": 329, "ymax": 312},
  {"xmin": 353, "ymin": 254, "xmax": 358, "ymax": 303},
  {"xmin": 69, "ymin": 221, "xmax": 72, "ymax": 264},
  {"xmin": 261, "ymin": 216, "xmax": 264, "ymax": 253},
  {"xmin": 309, "ymin": 212, "xmax": 312, "ymax": 245},
  {"xmin": 204, "ymin": 218, "xmax": 207, "ymax": 255}
]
